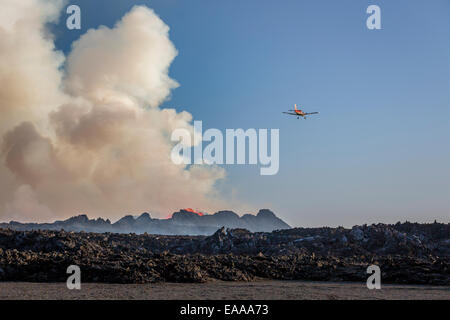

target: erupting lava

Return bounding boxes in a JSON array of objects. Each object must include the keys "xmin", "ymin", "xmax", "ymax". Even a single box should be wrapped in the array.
[
  {"xmin": 183, "ymin": 208, "xmax": 204, "ymax": 216},
  {"xmin": 165, "ymin": 208, "xmax": 204, "ymax": 219}
]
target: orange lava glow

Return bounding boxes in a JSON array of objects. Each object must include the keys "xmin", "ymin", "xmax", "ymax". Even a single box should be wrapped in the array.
[
  {"xmin": 165, "ymin": 208, "xmax": 204, "ymax": 219},
  {"xmin": 183, "ymin": 208, "xmax": 204, "ymax": 216}
]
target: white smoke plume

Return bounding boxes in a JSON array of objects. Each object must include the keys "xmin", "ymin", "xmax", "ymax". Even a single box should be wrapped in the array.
[{"xmin": 0, "ymin": 1, "xmax": 227, "ymax": 222}]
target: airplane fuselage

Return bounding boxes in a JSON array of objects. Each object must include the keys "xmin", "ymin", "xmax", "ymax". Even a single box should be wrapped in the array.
[{"xmin": 282, "ymin": 104, "xmax": 318, "ymax": 119}]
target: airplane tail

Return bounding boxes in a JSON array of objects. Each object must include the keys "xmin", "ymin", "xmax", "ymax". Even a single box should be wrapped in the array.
[{"xmin": 294, "ymin": 104, "xmax": 298, "ymax": 111}]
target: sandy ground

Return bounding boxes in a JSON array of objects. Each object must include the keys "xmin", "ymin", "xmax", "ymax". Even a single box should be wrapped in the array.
[{"xmin": 0, "ymin": 281, "xmax": 449, "ymax": 300}]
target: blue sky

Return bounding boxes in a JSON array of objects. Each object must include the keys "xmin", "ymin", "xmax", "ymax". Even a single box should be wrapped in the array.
[{"xmin": 54, "ymin": 0, "xmax": 450, "ymax": 226}]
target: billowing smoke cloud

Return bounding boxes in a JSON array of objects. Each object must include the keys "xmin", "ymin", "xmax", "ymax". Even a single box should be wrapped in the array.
[
  {"xmin": 0, "ymin": 0, "xmax": 66, "ymax": 133},
  {"xmin": 0, "ymin": 1, "xmax": 227, "ymax": 222}
]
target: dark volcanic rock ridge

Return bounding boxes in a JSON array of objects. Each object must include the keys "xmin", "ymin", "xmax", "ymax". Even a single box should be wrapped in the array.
[{"xmin": 0, "ymin": 209, "xmax": 290, "ymax": 235}]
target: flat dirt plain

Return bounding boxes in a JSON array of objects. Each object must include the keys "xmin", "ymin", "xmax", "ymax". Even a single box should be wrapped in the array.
[{"xmin": 0, "ymin": 280, "xmax": 449, "ymax": 300}]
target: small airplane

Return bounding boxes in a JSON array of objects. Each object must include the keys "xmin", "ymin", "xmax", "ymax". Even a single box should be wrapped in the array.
[{"xmin": 283, "ymin": 104, "xmax": 319, "ymax": 119}]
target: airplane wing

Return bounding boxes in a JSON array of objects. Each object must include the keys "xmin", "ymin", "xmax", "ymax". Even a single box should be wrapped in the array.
[
  {"xmin": 304, "ymin": 112, "xmax": 319, "ymax": 115},
  {"xmin": 282, "ymin": 112, "xmax": 298, "ymax": 115}
]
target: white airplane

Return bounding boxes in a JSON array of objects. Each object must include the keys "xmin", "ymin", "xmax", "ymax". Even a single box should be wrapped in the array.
[{"xmin": 283, "ymin": 104, "xmax": 319, "ymax": 119}]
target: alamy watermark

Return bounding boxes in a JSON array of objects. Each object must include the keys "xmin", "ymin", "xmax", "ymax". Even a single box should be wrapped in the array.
[
  {"xmin": 366, "ymin": 5, "xmax": 381, "ymax": 30},
  {"xmin": 66, "ymin": 5, "xmax": 81, "ymax": 30},
  {"xmin": 66, "ymin": 265, "xmax": 81, "ymax": 290},
  {"xmin": 64, "ymin": 4, "xmax": 381, "ymax": 31},
  {"xmin": 171, "ymin": 121, "xmax": 279, "ymax": 175},
  {"xmin": 366, "ymin": 265, "xmax": 381, "ymax": 289}
]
